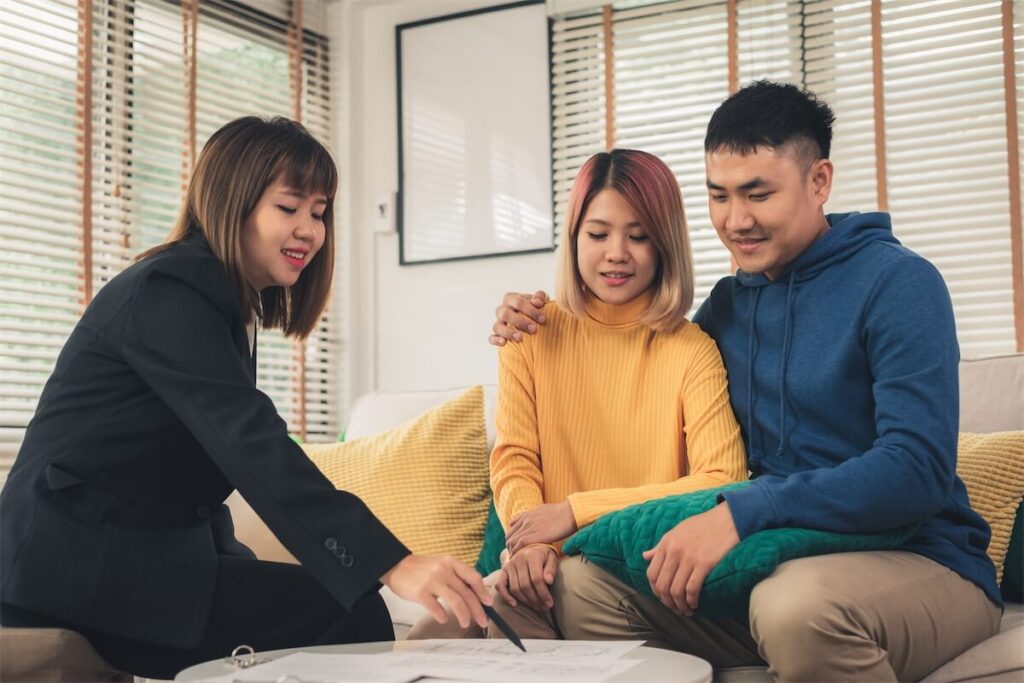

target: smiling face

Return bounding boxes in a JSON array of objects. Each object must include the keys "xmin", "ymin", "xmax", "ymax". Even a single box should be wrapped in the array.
[
  {"xmin": 240, "ymin": 177, "xmax": 328, "ymax": 291},
  {"xmin": 575, "ymin": 188, "xmax": 659, "ymax": 305},
  {"xmin": 706, "ymin": 145, "xmax": 833, "ymax": 280}
]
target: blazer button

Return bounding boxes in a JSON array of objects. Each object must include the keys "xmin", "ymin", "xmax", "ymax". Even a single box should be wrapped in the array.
[
  {"xmin": 196, "ymin": 504, "xmax": 211, "ymax": 520},
  {"xmin": 339, "ymin": 553, "xmax": 354, "ymax": 568},
  {"xmin": 324, "ymin": 537, "xmax": 338, "ymax": 552}
]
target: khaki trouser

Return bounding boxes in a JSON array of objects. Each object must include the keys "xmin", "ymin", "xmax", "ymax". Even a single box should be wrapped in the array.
[
  {"xmin": 408, "ymin": 552, "xmax": 999, "ymax": 682},
  {"xmin": 553, "ymin": 552, "xmax": 1001, "ymax": 682}
]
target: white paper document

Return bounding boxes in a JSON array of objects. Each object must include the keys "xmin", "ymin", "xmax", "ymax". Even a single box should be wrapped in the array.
[
  {"xmin": 395, "ymin": 638, "xmax": 644, "ymax": 662},
  {"xmin": 194, "ymin": 640, "xmax": 646, "ymax": 683}
]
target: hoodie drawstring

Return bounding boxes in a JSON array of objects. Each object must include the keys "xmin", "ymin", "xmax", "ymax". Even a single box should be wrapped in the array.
[
  {"xmin": 775, "ymin": 271, "xmax": 797, "ymax": 458},
  {"xmin": 745, "ymin": 288, "xmax": 762, "ymax": 460}
]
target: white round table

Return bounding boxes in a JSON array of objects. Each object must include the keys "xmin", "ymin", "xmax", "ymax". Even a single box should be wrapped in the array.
[{"xmin": 175, "ymin": 640, "xmax": 712, "ymax": 683}]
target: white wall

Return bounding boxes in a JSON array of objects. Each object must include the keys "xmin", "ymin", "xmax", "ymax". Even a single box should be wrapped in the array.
[{"xmin": 329, "ymin": 0, "xmax": 557, "ymax": 407}]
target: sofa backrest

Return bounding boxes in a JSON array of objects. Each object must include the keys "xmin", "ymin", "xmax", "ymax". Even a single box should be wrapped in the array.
[
  {"xmin": 959, "ymin": 353, "xmax": 1024, "ymax": 433},
  {"xmin": 347, "ymin": 385, "xmax": 499, "ymax": 449},
  {"xmin": 345, "ymin": 354, "xmax": 1024, "ymax": 442}
]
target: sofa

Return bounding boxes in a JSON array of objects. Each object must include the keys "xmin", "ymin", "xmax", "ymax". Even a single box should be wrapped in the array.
[
  {"xmin": 226, "ymin": 352, "xmax": 1024, "ymax": 682},
  {"xmin": 2, "ymin": 357, "xmax": 1017, "ymax": 681}
]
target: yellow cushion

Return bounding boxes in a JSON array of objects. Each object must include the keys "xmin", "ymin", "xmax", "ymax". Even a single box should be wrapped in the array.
[
  {"xmin": 304, "ymin": 386, "xmax": 490, "ymax": 566},
  {"xmin": 957, "ymin": 431, "xmax": 1024, "ymax": 583}
]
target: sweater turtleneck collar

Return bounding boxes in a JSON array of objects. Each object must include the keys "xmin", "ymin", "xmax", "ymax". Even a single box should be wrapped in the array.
[{"xmin": 583, "ymin": 290, "xmax": 653, "ymax": 327}]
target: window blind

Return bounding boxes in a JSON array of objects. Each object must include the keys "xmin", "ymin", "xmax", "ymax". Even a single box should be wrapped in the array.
[
  {"xmin": 803, "ymin": 0, "xmax": 879, "ymax": 214},
  {"xmin": 737, "ymin": 0, "xmax": 882, "ymax": 244},
  {"xmin": 195, "ymin": 0, "xmax": 301, "ymax": 435},
  {"xmin": 0, "ymin": 0, "xmax": 337, "ymax": 483},
  {"xmin": 737, "ymin": 0, "xmax": 805, "ymax": 86},
  {"xmin": 550, "ymin": 11, "xmax": 608, "ymax": 242},
  {"xmin": 129, "ymin": 0, "xmax": 191, "ymax": 255},
  {"xmin": 613, "ymin": 0, "xmax": 733, "ymax": 313},
  {"xmin": 299, "ymin": 33, "xmax": 340, "ymax": 440},
  {"xmin": 882, "ymin": 0, "xmax": 1016, "ymax": 358},
  {"xmin": 193, "ymin": 0, "xmax": 337, "ymax": 441},
  {"xmin": 549, "ymin": 0, "xmax": 1020, "ymax": 352},
  {"xmin": 0, "ymin": 0, "xmax": 82, "ymax": 472},
  {"xmin": 1014, "ymin": 0, "xmax": 1023, "ymax": 349},
  {"xmin": 1018, "ymin": 0, "xmax": 1023, "ymax": 206}
]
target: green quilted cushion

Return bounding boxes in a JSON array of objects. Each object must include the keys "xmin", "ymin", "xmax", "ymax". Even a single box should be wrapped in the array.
[
  {"xmin": 475, "ymin": 499, "xmax": 505, "ymax": 575},
  {"xmin": 563, "ymin": 482, "xmax": 918, "ymax": 618},
  {"xmin": 1001, "ymin": 504, "xmax": 1023, "ymax": 602}
]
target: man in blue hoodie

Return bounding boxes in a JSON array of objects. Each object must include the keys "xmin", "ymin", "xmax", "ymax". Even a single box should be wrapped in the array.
[{"xmin": 489, "ymin": 81, "xmax": 1001, "ymax": 680}]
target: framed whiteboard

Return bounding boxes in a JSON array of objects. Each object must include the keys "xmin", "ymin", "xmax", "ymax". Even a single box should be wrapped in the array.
[{"xmin": 396, "ymin": 0, "xmax": 555, "ymax": 265}]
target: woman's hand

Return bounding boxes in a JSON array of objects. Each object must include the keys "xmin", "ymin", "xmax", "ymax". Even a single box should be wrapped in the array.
[
  {"xmin": 380, "ymin": 554, "xmax": 492, "ymax": 629},
  {"xmin": 489, "ymin": 291, "xmax": 550, "ymax": 346},
  {"xmin": 494, "ymin": 544, "xmax": 559, "ymax": 612},
  {"xmin": 506, "ymin": 501, "xmax": 577, "ymax": 555}
]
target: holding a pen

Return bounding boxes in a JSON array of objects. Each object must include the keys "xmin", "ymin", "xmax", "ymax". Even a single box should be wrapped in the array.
[
  {"xmin": 380, "ymin": 554, "xmax": 493, "ymax": 633},
  {"xmin": 0, "ymin": 118, "xmax": 497, "ymax": 681}
]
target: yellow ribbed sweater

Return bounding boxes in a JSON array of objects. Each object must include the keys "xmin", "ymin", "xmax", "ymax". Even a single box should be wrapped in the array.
[{"xmin": 491, "ymin": 294, "xmax": 747, "ymax": 533}]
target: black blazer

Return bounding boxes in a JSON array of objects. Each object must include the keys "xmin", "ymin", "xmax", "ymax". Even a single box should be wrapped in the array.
[{"xmin": 0, "ymin": 236, "xmax": 408, "ymax": 648}]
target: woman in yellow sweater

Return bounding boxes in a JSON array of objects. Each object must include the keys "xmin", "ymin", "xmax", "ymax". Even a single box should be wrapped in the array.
[{"xmin": 411, "ymin": 149, "xmax": 746, "ymax": 639}]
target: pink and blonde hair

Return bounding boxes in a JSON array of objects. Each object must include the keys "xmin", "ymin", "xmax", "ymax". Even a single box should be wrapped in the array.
[{"xmin": 556, "ymin": 149, "xmax": 694, "ymax": 332}]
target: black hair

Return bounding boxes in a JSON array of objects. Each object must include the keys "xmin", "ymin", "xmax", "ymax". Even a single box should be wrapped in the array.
[{"xmin": 704, "ymin": 80, "xmax": 836, "ymax": 164}]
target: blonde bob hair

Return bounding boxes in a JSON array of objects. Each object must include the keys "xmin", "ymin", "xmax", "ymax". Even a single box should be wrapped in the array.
[
  {"xmin": 139, "ymin": 116, "xmax": 336, "ymax": 339},
  {"xmin": 556, "ymin": 149, "xmax": 694, "ymax": 333}
]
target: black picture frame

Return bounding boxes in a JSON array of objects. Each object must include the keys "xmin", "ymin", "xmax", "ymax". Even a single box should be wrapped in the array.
[{"xmin": 396, "ymin": 0, "xmax": 555, "ymax": 265}]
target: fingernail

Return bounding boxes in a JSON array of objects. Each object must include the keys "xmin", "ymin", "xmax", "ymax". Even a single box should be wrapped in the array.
[
  {"xmin": 528, "ymin": 324, "xmax": 536, "ymax": 332},
  {"xmin": 512, "ymin": 332, "xmax": 521, "ymax": 340},
  {"xmin": 537, "ymin": 314, "xmax": 546, "ymax": 323}
]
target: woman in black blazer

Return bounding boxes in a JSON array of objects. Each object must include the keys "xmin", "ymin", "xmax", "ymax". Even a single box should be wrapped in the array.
[{"xmin": 0, "ymin": 117, "xmax": 491, "ymax": 679}]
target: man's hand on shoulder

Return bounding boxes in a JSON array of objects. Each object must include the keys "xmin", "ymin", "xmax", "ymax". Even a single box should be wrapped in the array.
[
  {"xmin": 489, "ymin": 290, "xmax": 550, "ymax": 346},
  {"xmin": 643, "ymin": 502, "xmax": 739, "ymax": 616}
]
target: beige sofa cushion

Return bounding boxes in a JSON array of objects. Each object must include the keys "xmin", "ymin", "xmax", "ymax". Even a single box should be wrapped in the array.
[
  {"xmin": 959, "ymin": 353, "xmax": 1024, "ymax": 433},
  {"xmin": 0, "ymin": 627, "xmax": 131, "ymax": 682},
  {"xmin": 920, "ymin": 604, "xmax": 1024, "ymax": 683}
]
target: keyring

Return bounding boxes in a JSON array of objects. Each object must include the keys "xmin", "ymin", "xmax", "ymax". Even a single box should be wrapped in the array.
[{"xmin": 224, "ymin": 644, "xmax": 270, "ymax": 669}]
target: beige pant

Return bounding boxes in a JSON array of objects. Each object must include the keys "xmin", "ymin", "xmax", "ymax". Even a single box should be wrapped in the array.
[{"xmin": 553, "ymin": 552, "xmax": 1001, "ymax": 682}]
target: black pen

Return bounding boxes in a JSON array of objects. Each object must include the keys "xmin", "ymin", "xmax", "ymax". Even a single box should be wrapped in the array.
[{"xmin": 483, "ymin": 604, "xmax": 527, "ymax": 652}]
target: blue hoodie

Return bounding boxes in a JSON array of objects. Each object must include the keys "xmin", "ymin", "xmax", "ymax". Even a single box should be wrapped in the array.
[{"xmin": 693, "ymin": 211, "xmax": 1000, "ymax": 606}]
